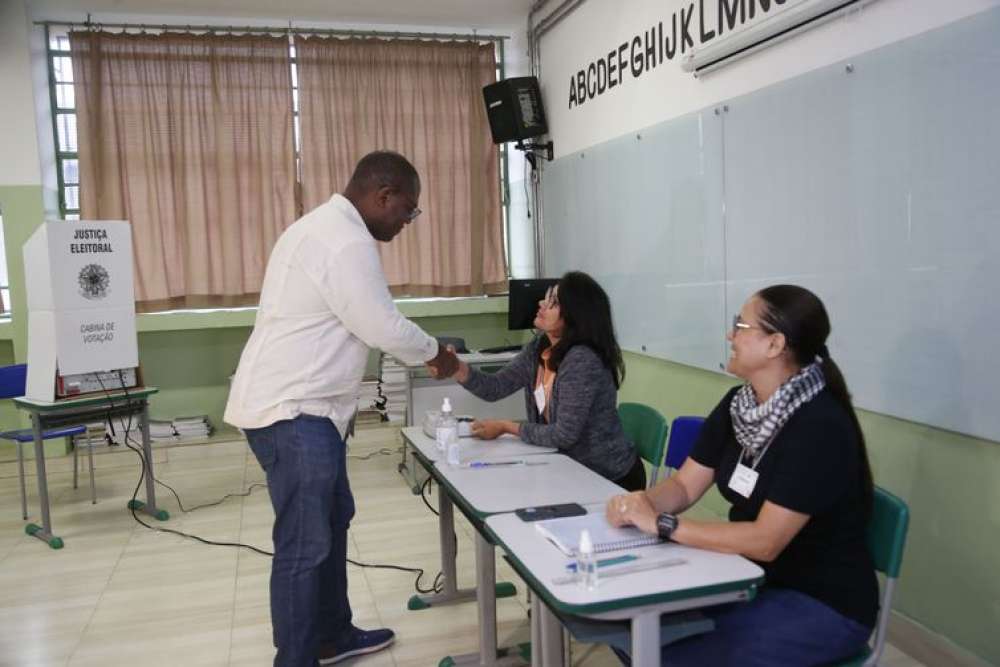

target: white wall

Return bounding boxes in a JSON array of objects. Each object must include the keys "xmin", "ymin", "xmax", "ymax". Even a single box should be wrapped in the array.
[
  {"xmin": 538, "ymin": 0, "xmax": 1000, "ymax": 158},
  {"xmin": 0, "ymin": 0, "xmax": 43, "ymax": 185}
]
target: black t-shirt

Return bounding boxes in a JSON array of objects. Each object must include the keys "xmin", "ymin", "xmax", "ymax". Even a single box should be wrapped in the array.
[{"xmin": 691, "ymin": 387, "xmax": 878, "ymax": 629}]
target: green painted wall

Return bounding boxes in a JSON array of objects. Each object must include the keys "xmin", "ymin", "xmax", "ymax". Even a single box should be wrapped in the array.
[
  {"xmin": 618, "ymin": 350, "xmax": 1000, "ymax": 665},
  {"xmin": 136, "ymin": 311, "xmax": 527, "ymax": 432}
]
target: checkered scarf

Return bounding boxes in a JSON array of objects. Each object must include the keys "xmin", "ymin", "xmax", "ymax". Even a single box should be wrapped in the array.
[{"xmin": 730, "ymin": 362, "xmax": 826, "ymax": 466}]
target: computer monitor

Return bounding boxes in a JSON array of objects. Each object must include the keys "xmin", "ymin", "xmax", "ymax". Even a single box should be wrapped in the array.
[{"xmin": 507, "ymin": 278, "xmax": 558, "ymax": 330}]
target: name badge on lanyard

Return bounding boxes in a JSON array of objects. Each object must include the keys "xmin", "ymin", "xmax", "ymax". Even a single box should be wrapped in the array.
[
  {"xmin": 728, "ymin": 462, "xmax": 759, "ymax": 499},
  {"xmin": 533, "ymin": 384, "xmax": 546, "ymax": 415}
]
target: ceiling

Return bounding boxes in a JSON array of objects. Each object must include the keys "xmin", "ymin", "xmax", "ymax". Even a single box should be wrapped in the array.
[{"xmin": 28, "ymin": 0, "xmax": 537, "ymax": 30}]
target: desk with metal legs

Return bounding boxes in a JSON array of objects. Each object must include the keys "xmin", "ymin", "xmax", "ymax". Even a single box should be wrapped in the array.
[
  {"xmin": 431, "ymin": 454, "xmax": 624, "ymax": 667},
  {"xmin": 484, "ymin": 508, "xmax": 765, "ymax": 666},
  {"xmin": 401, "ymin": 427, "xmax": 555, "ymax": 612},
  {"xmin": 13, "ymin": 387, "xmax": 169, "ymax": 548}
]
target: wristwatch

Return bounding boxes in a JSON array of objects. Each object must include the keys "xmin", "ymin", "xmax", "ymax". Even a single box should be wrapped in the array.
[{"xmin": 656, "ymin": 512, "xmax": 679, "ymax": 540}]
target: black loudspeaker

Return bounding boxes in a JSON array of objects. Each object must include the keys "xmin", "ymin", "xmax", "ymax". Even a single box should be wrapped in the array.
[{"xmin": 483, "ymin": 76, "xmax": 548, "ymax": 144}]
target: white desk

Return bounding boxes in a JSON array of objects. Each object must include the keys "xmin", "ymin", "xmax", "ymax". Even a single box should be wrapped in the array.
[
  {"xmin": 433, "ymin": 453, "xmax": 621, "ymax": 515},
  {"xmin": 397, "ymin": 351, "xmax": 524, "ymax": 491},
  {"xmin": 431, "ymin": 454, "xmax": 624, "ymax": 667},
  {"xmin": 485, "ymin": 508, "xmax": 765, "ymax": 666},
  {"xmin": 400, "ymin": 427, "xmax": 556, "ymax": 615},
  {"xmin": 404, "ymin": 426, "xmax": 553, "ymax": 464}
]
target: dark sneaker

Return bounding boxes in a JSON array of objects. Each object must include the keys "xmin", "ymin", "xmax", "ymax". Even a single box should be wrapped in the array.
[{"xmin": 318, "ymin": 627, "xmax": 395, "ymax": 665}]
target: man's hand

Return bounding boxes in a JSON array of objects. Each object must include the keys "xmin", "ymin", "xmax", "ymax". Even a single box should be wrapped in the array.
[
  {"xmin": 426, "ymin": 343, "xmax": 460, "ymax": 379},
  {"xmin": 605, "ymin": 491, "xmax": 659, "ymax": 535}
]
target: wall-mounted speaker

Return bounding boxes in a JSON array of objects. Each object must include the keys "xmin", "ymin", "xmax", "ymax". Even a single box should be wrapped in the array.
[{"xmin": 483, "ymin": 76, "xmax": 548, "ymax": 144}]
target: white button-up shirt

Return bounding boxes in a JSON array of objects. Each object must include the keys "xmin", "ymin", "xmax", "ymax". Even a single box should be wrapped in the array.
[{"xmin": 224, "ymin": 194, "xmax": 438, "ymax": 436}]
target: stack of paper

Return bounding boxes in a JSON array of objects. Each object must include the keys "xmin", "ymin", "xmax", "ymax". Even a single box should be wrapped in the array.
[
  {"xmin": 172, "ymin": 415, "xmax": 213, "ymax": 441},
  {"xmin": 380, "ymin": 354, "xmax": 408, "ymax": 423},
  {"xmin": 147, "ymin": 419, "xmax": 176, "ymax": 443},
  {"xmin": 71, "ymin": 421, "xmax": 110, "ymax": 449}
]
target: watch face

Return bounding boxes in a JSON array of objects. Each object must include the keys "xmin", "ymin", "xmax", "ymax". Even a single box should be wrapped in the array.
[{"xmin": 657, "ymin": 513, "xmax": 677, "ymax": 539}]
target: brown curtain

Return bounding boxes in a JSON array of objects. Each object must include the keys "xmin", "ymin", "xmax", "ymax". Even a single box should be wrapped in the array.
[
  {"xmin": 70, "ymin": 31, "xmax": 296, "ymax": 311},
  {"xmin": 296, "ymin": 37, "xmax": 507, "ymax": 297}
]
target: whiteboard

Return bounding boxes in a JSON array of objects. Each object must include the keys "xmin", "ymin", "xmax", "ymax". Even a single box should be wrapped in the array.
[
  {"xmin": 542, "ymin": 111, "xmax": 728, "ymax": 371},
  {"xmin": 541, "ymin": 7, "xmax": 1000, "ymax": 441}
]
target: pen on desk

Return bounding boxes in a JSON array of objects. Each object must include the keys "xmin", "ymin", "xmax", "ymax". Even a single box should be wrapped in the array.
[
  {"xmin": 464, "ymin": 460, "xmax": 525, "ymax": 468},
  {"xmin": 552, "ymin": 557, "xmax": 687, "ymax": 585}
]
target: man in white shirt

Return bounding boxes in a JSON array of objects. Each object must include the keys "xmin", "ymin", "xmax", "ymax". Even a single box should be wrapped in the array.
[{"xmin": 225, "ymin": 151, "xmax": 459, "ymax": 667}]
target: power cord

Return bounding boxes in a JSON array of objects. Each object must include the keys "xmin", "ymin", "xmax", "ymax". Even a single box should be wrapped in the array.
[{"xmin": 91, "ymin": 375, "xmax": 442, "ymax": 592}]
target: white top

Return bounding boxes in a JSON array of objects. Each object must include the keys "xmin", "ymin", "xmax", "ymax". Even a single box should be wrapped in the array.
[{"xmin": 224, "ymin": 194, "xmax": 438, "ymax": 435}]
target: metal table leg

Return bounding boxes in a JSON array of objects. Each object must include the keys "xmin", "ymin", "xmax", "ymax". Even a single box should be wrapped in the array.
[
  {"xmin": 125, "ymin": 402, "xmax": 170, "ymax": 521},
  {"xmin": 530, "ymin": 593, "xmax": 542, "ymax": 666},
  {"xmin": 539, "ymin": 601, "xmax": 566, "ymax": 667},
  {"xmin": 439, "ymin": 531, "xmax": 526, "ymax": 666},
  {"xmin": 24, "ymin": 414, "xmax": 63, "ymax": 549},
  {"xmin": 630, "ymin": 610, "xmax": 661, "ymax": 667},
  {"xmin": 16, "ymin": 439, "xmax": 28, "ymax": 520},
  {"xmin": 407, "ymin": 479, "xmax": 516, "ymax": 611},
  {"xmin": 86, "ymin": 430, "xmax": 97, "ymax": 504}
]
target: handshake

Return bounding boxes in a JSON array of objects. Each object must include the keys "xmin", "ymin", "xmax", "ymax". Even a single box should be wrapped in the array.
[{"xmin": 426, "ymin": 343, "xmax": 468, "ymax": 381}]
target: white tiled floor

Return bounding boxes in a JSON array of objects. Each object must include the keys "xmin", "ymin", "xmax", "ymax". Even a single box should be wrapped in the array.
[{"xmin": 0, "ymin": 426, "xmax": 925, "ymax": 666}]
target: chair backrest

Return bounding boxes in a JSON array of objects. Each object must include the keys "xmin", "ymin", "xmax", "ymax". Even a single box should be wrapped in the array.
[
  {"xmin": 869, "ymin": 486, "xmax": 909, "ymax": 578},
  {"xmin": 0, "ymin": 364, "xmax": 27, "ymax": 400},
  {"xmin": 857, "ymin": 486, "xmax": 910, "ymax": 667},
  {"xmin": 664, "ymin": 416, "xmax": 705, "ymax": 471},
  {"xmin": 618, "ymin": 402, "xmax": 669, "ymax": 486}
]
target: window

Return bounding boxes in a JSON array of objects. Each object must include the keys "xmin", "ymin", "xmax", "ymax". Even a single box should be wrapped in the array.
[
  {"xmin": 46, "ymin": 29, "xmax": 80, "ymax": 221},
  {"xmin": 45, "ymin": 25, "xmax": 513, "ymax": 300}
]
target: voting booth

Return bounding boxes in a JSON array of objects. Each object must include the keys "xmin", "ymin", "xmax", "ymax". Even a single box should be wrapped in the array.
[{"xmin": 23, "ymin": 220, "xmax": 140, "ymax": 402}]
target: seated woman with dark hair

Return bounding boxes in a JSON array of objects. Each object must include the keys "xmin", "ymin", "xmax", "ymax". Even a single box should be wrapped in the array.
[
  {"xmin": 606, "ymin": 284, "xmax": 877, "ymax": 666},
  {"xmin": 447, "ymin": 271, "xmax": 645, "ymax": 491}
]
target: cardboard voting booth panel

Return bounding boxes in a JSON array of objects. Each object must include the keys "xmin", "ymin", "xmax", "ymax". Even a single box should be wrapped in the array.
[{"xmin": 24, "ymin": 221, "xmax": 140, "ymax": 402}]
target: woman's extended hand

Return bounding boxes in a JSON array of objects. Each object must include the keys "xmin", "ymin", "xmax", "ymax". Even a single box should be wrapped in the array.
[
  {"xmin": 470, "ymin": 419, "xmax": 508, "ymax": 440},
  {"xmin": 605, "ymin": 491, "xmax": 659, "ymax": 535}
]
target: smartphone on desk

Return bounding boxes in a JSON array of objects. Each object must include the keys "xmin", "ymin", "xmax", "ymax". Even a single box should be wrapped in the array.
[{"xmin": 515, "ymin": 503, "xmax": 587, "ymax": 522}]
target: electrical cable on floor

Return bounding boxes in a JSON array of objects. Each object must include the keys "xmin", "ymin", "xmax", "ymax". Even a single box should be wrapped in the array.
[
  {"xmin": 155, "ymin": 478, "xmax": 268, "ymax": 513},
  {"xmin": 91, "ymin": 379, "xmax": 443, "ymax": 593}
]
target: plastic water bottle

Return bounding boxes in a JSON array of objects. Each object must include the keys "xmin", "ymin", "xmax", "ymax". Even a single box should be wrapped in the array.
[
  {"xmin": 436, "ymin": 397, "xmax": 458, "ymax": 454},
  {"xmin": 577, "ymin": 529, "xmax": 598, "ymax": 590}
]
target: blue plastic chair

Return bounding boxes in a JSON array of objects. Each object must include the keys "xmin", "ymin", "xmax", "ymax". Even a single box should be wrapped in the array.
[
  {"xmin": 663, "ymin": 416, "xmax": 705, "ymax": 474},
  {"xmin": 0, "ymin": 364, "xmax": 91, "ymax": 520}
]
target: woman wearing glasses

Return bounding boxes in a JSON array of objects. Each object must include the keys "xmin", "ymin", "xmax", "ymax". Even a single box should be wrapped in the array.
[
  {"xmin": 606, "ymin": 285, "xmax": 877, "ymax": 666},
  {"xmin": 448, "ymin": 271, "xmax": 646, "ymax": 491}
]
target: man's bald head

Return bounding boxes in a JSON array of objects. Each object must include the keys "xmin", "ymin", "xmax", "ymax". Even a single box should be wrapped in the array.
[
  {"xmin": 346, "ymin": 151, "xmax": 419, "ymax": 199},
  {"xmin": 343, "ymin": 151, "xmax": 422, "ymax": 242}
]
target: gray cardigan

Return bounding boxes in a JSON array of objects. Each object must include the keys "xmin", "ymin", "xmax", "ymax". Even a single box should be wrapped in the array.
[{"xmin": 461, "ymin": 337, "xmax": 636, "ymax": 481}]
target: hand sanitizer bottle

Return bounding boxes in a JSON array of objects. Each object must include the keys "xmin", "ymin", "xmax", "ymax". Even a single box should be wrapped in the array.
[
  {"xmin": 578, "ymin": 529, "xmax": 598, "ymax": 590},
  {"xmin": 436, "ymin": 398, "xmax": 458, "ymax": 453},
  {"xmin": 446, "ymin": 433, "xmax": 462, "ymax": 466}
]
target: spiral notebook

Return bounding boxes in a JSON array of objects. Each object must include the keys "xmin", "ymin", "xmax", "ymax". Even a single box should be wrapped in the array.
[{"xmin": 534, "ymin": 512, "xmax": 662, "ymax": 556}]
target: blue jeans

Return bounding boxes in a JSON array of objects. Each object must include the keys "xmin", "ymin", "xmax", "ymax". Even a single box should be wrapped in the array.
[
  {"xmin": 614, "ymin": 588, "xmax": 872, "ymax": 667},
  {"xmin": 245, "ymin": 415, "xmax": 355, "ymax": 667}
]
